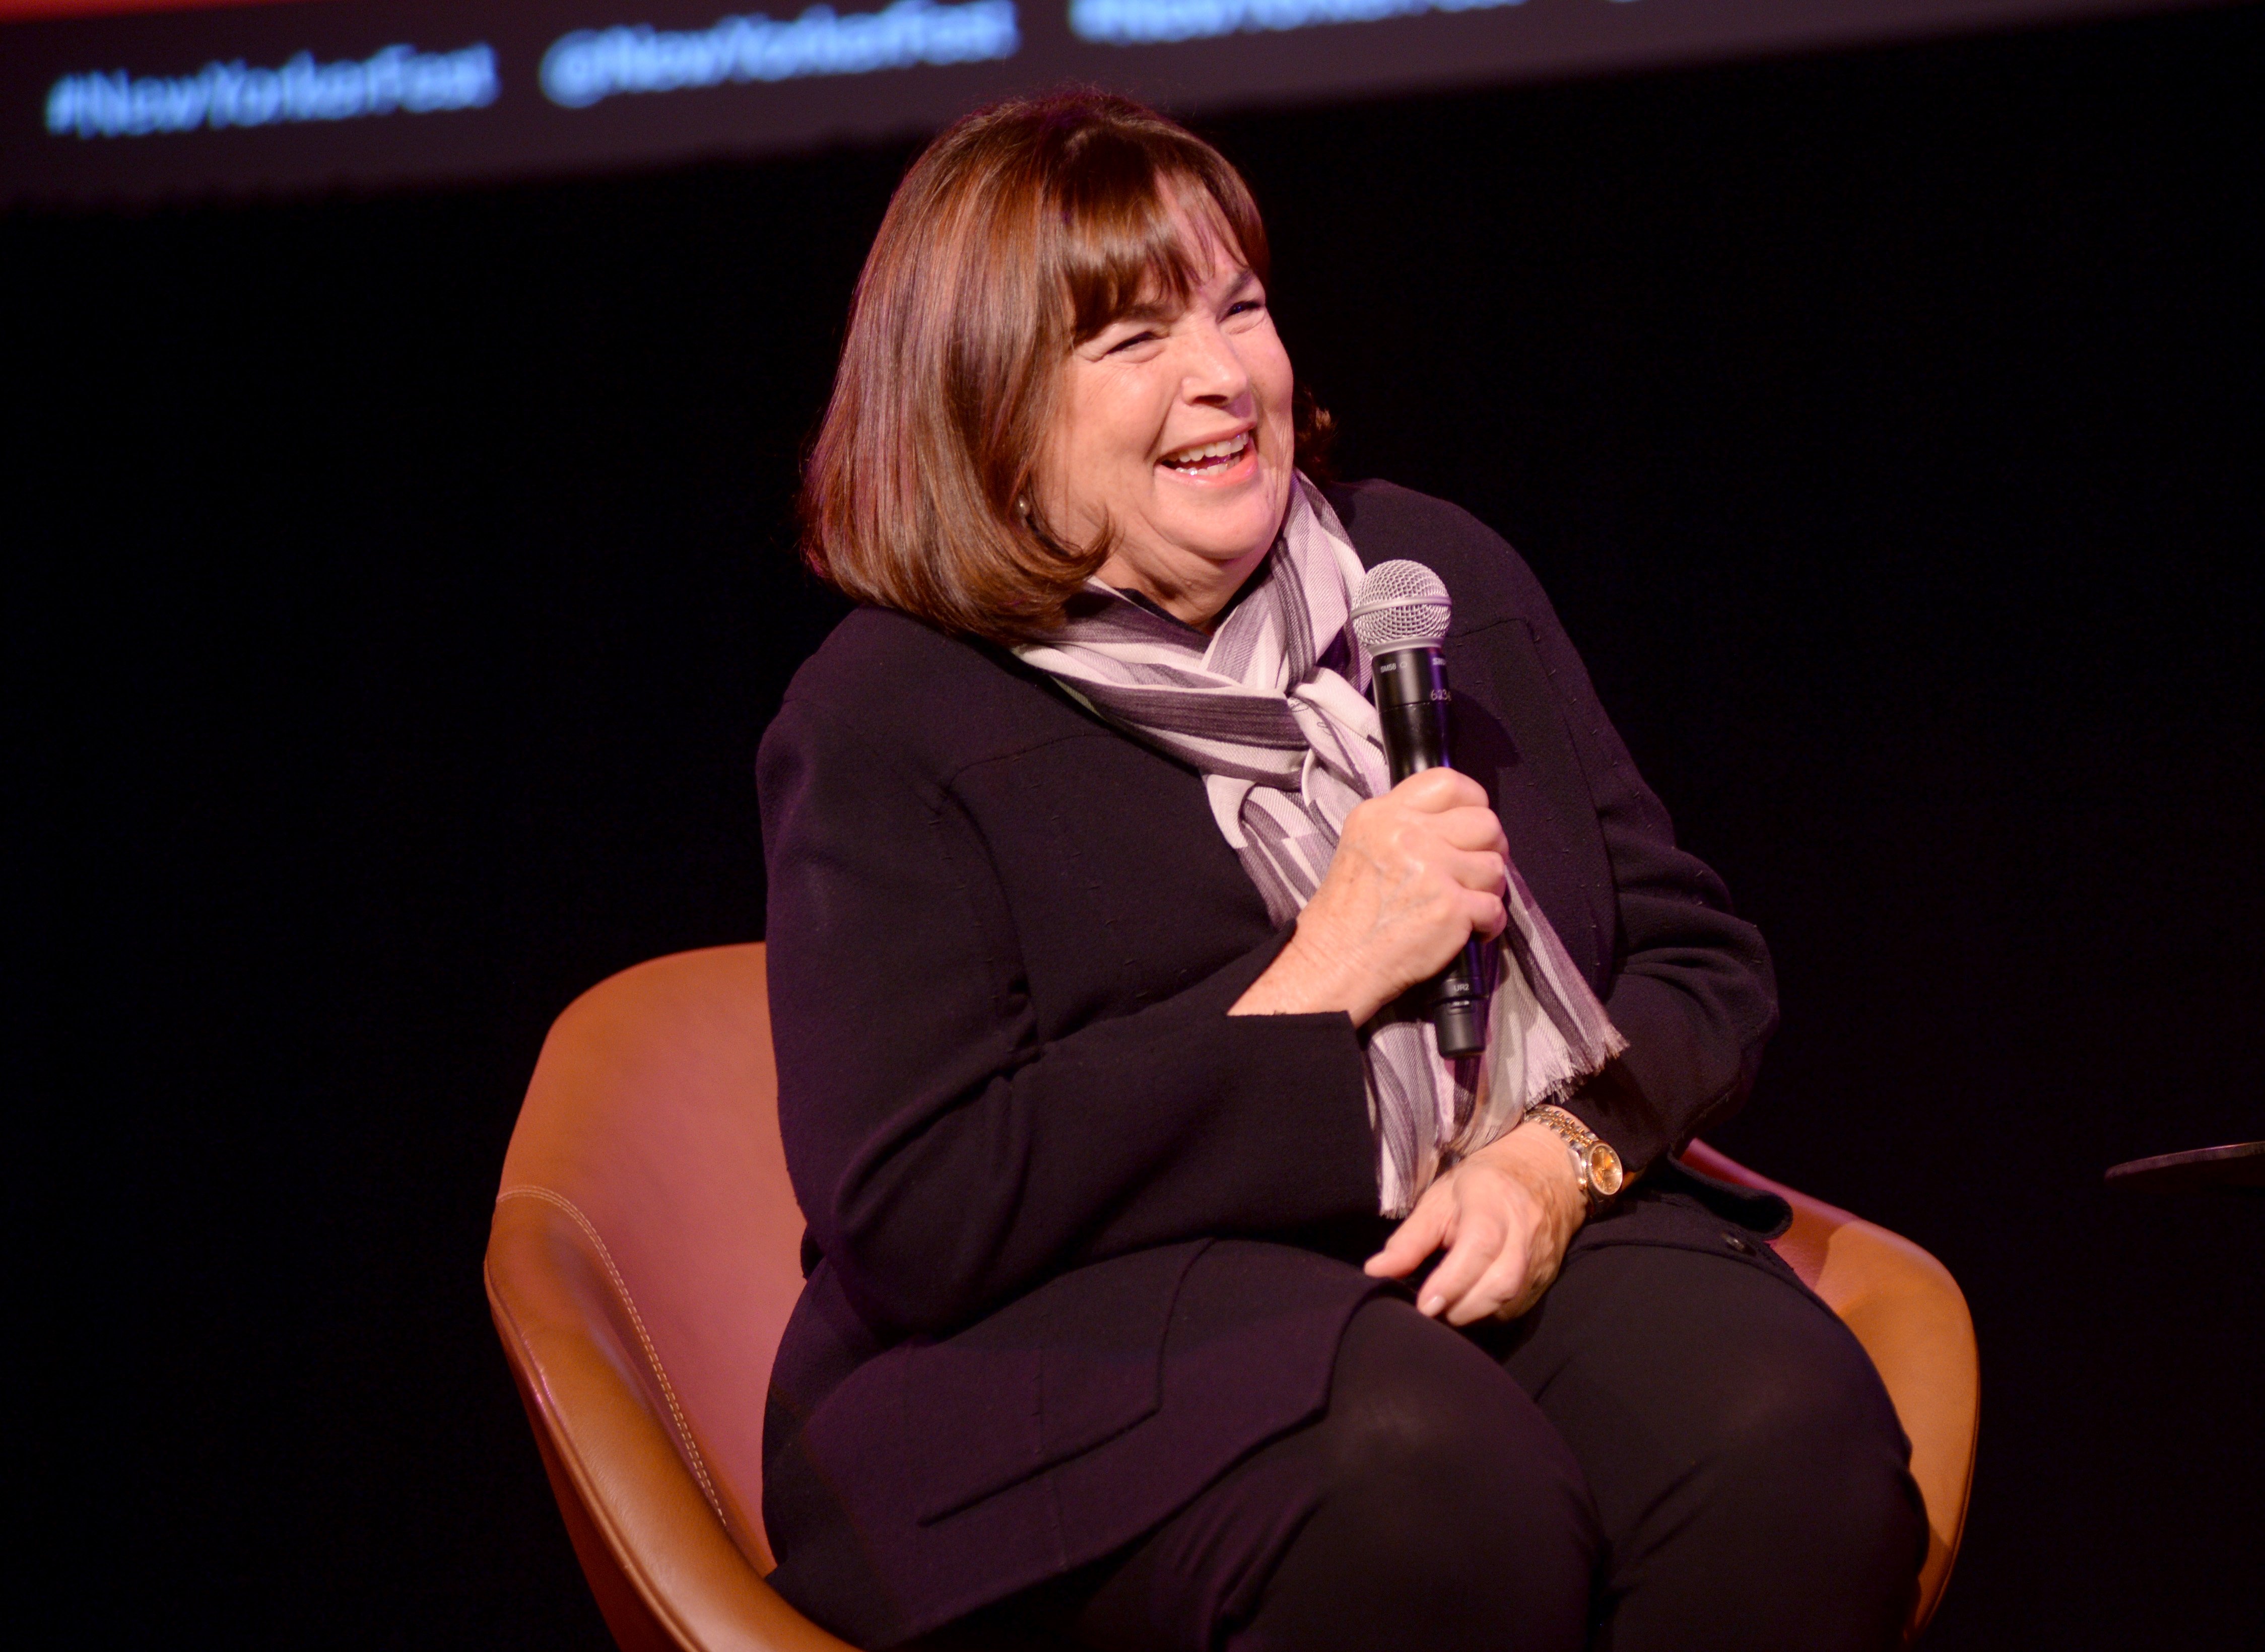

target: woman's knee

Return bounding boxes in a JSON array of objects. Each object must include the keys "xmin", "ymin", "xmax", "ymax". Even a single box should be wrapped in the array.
[
  {"xmin": 1505, "ymin": 1246, "xmax": 1927, "ymax": 1649},
  {"xmin": 1237, "ymin": 1300, "xmax": 1598, "ymax": 1652},
  {"xmin": 1694, "ymin": 1319, "xmax": 1923, "ymax": 1554},
  {"xmin": 1610, "ymin": 1304, "xmax": 1928, "ymax": 1649},
  {"xmin": 1327, "ymin": 1300, "xmax": 1594, "ymax": 1528}
]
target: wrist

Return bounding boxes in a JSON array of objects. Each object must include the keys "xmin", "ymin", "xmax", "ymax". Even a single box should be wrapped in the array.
[
  {"xmin": 1521, "ymin": 1105, "xmax": 1627, "ymax": 1212},
  {"xmin": 1230, "ymin": 927, "xmax": 1380, "ymax": 1021},
  {"xmin": 1480, "ymin": 1124, "xmax": 1583, "ymax": 1202},
  {"xmin": 1288, "ymin": 925, "xmax": 1389, "ymax": 1023}
]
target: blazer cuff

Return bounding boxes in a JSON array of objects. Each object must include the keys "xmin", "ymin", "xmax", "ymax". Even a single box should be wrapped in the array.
[
  {"xmin": 1177, "ymin": 921, "xmax": 1379, "ymax": 1212},
  {"xmin": 1561, "ymin": 975, "xmax": 1756, "ymax": 1178}
]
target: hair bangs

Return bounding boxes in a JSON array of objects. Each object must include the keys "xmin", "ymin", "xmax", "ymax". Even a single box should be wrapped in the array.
[{"xmin": 1044, "ymin": 124, "xmax": 1271, "ymax": 347}]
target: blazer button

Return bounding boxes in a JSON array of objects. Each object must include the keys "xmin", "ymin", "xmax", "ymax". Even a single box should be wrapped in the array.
[{"xmin": 1722, "ymin": 1232, "xmax": 1755, "ymax": 1255}]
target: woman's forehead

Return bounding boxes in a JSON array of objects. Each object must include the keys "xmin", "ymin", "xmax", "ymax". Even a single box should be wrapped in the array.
[
  {"xmin": 1114, "ymin": 254, "xmax": 1253, "ymax": 321},
  {"xmin": 1157, "ymin": 186, "xmax": 1245, "ymax": 268},
  {"xmin": 1075, "ymin": 193, "xmax": 1251, "ymax": 327}
]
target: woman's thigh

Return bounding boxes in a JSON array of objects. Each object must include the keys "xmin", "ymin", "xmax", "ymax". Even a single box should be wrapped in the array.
[
  {"xmin": 993, "ymin": 1295, "xmax": 1601, "ymax": 1652},
  {"xmin": 1479, "ymin": 1229, "xmax": 1929, "ymax": 1652}
]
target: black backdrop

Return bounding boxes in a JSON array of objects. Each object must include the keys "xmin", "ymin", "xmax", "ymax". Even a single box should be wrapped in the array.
[{"xmin": 14, "ymin": 5, "xmax": 2261, "ymax": 1645}]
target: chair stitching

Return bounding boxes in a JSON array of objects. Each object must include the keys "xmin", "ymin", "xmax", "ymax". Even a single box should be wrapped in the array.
[{"xmin": 497, "ymin": 1185, "xmax": 729, "ymax": 1528}]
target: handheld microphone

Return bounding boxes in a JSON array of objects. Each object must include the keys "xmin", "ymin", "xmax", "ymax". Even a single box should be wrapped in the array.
[{"xmin": 1350, "ymin": 561, "xmax": 1487, "ymax": 1057}]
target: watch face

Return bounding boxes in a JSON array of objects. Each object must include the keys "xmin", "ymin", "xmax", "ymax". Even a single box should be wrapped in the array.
[{"xmin": 1588, "ymin": 1145, "xmax": 1626, "ymax": 1198}]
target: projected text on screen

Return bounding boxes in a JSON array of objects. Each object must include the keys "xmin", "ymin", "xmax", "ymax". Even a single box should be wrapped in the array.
[
  {"xmin": 6, "ymin": 0, "xmax": 2173, "ymax": 203},
  {"xmin": 540, "ymin": 1, "xmax": 1020, "ymax": 109},
  {"xmin": 1071, "ymin": 0, "xmax": 1531, "ymax": 48},
  {"xmin": 46, "ymin": 42, "xmax": 497, "ymax": 138}
]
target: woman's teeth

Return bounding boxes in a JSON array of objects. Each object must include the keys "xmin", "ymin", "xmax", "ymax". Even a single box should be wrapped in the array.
[{"xmin": 1163, "ymin": 434, "xmax": 1251, "ymax": 474}]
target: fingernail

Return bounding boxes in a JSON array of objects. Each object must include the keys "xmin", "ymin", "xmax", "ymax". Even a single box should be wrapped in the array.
[{"xmin": 1420, "ymin": 1294, "xmax": 1444, "ymax": 1316}]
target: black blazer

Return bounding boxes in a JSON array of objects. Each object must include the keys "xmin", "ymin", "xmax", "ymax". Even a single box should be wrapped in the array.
[{"xmin": 755, "ymin": 481, "xmax": 1779, "ymax": 1646}]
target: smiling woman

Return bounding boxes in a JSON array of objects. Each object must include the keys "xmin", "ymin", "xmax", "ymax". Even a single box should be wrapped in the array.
[
  {"xmin": 802, "ymin": 97, "xmax": 1329, "ymax": 639},
  {"xmin": 1035, "ymin": 211, "xmax": 1294, "ymax": 622},
  {"xmin": 762, "ymin": 91, "xmax": 1925, "ymax": 1651}
]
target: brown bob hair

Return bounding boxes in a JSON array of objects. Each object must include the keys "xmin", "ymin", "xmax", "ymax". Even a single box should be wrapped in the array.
[{"xmin": 800, "ymin": 91, "xmax": 1331, "ymax": 644}]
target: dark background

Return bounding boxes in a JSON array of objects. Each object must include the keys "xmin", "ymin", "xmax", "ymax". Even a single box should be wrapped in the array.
[{"xmin": 13, "ymin": 5, "xmax": 2260, "ymax": 1644}]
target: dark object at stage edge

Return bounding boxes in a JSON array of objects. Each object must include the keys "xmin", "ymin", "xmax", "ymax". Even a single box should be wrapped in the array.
[{"xmin": 2104, "ymin": 1140, "xmax": 2265, "ymax": 1195}]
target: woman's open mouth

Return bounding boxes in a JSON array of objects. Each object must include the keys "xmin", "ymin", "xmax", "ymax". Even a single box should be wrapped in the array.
[{"xmin": 1160, "ymin": 432, "xmax": 1253, "ymax": 477}]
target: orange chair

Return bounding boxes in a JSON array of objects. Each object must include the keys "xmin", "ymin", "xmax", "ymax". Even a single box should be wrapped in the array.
[{"xmin": 486, "ymin": 944, "xmax": 1978, "ymax": 1651}]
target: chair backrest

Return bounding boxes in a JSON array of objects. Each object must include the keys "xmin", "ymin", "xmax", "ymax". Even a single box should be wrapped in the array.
[
  {"xmin": 488, "ymin": 945, "xmax": 1976, "ymax": 1649},
  {"xmin": 486, "ymin": 942, "xmax": 854, "ymax": 1652},
  {"xmin": 1681, "ymin": 1140, "xmax": 1979, "ymax": 1638}
]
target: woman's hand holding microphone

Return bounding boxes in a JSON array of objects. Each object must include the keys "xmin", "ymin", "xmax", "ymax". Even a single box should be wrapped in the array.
[
  {"xmin": 1231, "ymin": 767, "xmax": 1508, "ymax": 1023},
  {"xmin": 1231, "ymin": 768, "xmax": 1590, "ymax": 1324}
]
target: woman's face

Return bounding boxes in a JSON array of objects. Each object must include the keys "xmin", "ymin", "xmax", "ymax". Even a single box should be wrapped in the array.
[{"xmin": 1033, "ymin": 204, "xmax": 1295, "ymax": 625}]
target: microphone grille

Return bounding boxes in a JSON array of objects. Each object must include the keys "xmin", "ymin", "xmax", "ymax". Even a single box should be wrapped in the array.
[{"xmin": 1350, "ymin": 560, "xmax": 1452, "ymax": 655}]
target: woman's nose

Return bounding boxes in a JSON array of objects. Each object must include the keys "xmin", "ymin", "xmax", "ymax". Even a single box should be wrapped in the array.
[{"xmin": 1181, "ymin": 319, "xmax": 1252, "ymax": 403}]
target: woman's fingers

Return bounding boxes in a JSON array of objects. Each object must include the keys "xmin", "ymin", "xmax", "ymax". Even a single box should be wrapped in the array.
[
  {"xmin": 1442, "ymin": 1238, "xmax": 1546, "ymax": 1326},
  {"xmin": 1392, "ymin": 767, "xmax": 1491, "ymax": 814},
  {"xmin": 1415, "ymin": 1205, "xmax": 1511, "ymax": 1319},
  {"xmin": 1259, "ymin": 770, "xmax": 1515, "ymax": 1020},
  {"xmin": 1443, "ymin": 845, "xmax": 1508, "ymax": 894},
  {"xmin": 1364, "ymin": 1183, "xmax": 1453, "ymax": 1280},
  {"xmin": 1432, "ymin": 849, "xmax": 1507, "ymax": 940},
  {"xmin": 1433, "ymin": 803, "xmax": 1511, "ymax": 855},
  {"xmin": 1365, "ymin": 1134, "xmax": 1584, "ymax": 1322},
  {"xmin": 1384, "ymin": 795, "xmax": 1505, "ymax": 860},
  {"xmin": 1359, "ymin": 1133, "xmax": 1588, "ymax": 1323},
  {"xmin": 1491, "ymin": 1254, "xmax": 1563, "ymax": 1324}
]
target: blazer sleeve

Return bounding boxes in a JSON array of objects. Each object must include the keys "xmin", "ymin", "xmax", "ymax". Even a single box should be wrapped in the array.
[
  {"xmin": 758, "ymin": 692, "xmax": 1382, "ymax": 1339},
  {"xmin": 1502, "ymin": 555, "xmax": 1780, "ymax": 1175}
]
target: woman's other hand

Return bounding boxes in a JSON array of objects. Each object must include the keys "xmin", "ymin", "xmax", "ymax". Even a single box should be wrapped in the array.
[
  {"xmin": 1230, "ymin": 768, "xmax": 1507, "ymax": 1023},
  {"xmin": 1362, "ymin": 1122, "xmax": 1587, "ymax": 1325}
]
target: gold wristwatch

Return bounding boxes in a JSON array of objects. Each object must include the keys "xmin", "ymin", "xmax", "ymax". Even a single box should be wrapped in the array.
[{"xmin": 1526, "ymin": 1105, "xmax": 1626, "ymax": 1209}]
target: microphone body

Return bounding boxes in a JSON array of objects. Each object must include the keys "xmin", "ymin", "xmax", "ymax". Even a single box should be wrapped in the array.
[{"xmin": 1367, "ymin": 639, "xmax": 1488, "ymax": 1058}]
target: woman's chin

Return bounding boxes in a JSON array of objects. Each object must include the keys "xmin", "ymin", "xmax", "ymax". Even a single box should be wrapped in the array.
[
  {"xmin": 1152, "ymin": 461, "xmax": 1289, "ymax": 560},
  {"xmin": 1162, "ymin": 515, "xmax": 1285, "ymax": 575}
]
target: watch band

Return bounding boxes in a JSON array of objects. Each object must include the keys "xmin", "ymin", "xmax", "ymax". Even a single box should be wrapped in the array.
[{"xmin": 1525, "ymin": 1104, "xmax": 1627, "ymax": 1208}]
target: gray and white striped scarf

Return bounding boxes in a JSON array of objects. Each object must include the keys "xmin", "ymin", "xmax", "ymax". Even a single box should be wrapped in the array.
[{"xmin": 1017, "ymin": 475, "xmax": 1625, "ymax": 1214}]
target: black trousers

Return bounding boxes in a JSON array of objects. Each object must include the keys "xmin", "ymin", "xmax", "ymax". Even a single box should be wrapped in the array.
[{"xmin": 928, "ymin": 1189, "xmax": 1928, "ymax": 1652}]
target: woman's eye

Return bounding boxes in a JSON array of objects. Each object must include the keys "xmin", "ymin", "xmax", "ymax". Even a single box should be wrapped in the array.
[{"xmin": 1107, "ymin": 330, "xmax": 1161, "ymax": 354}]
